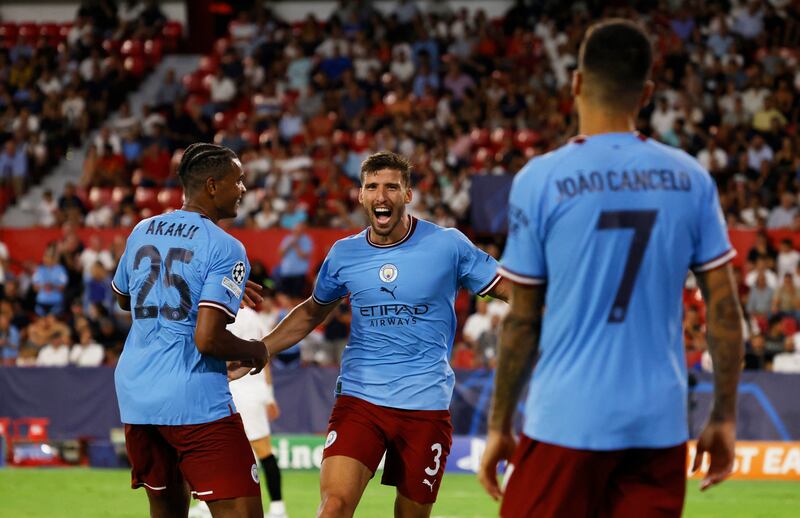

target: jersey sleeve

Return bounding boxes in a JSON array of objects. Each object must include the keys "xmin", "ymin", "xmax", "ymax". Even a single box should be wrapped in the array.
[
  {"xmin": 111, "ymin": 245, "xmax": 130, "ymax": 296},
  {"xmin": 499, "ymin": 171, "xmax": 547, "ymax": 285},
  {"xmin": 452, "ymin": 229, "xmax": 501, "ymax": 295},
  {"xmin": 312, "ymin": 244, "xmax": 348, "ymax": 305},
  {"xmin": 198, "ymin": 237, "xmax": 250, "ymax": 322},
  {"xmin": 691, "ymin": 177, "xmax": 736, "ymax": 272}
]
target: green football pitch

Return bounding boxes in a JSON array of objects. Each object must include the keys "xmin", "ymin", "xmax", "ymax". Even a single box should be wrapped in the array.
[{"xmin": 0, "ymin": 468, "xmax": 797, "ymax": 517}]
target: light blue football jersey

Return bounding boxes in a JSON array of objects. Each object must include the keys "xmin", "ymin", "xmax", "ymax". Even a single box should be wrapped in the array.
[
  {"xmin": 112, "ymin": 210, "xmax": 250, "ymax": 425},
  {"xmin": 313, "ymin": 217, "xmax": 500, "ymax": 410},
  {"xmin": 500, "ymin": 132, "xmax": 735, "ymax": 450}
]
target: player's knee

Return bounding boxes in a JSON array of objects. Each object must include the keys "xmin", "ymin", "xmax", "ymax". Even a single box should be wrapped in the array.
[{"xmin": 317, "ymin": 493, "xmax": 355, "ymax": 518}]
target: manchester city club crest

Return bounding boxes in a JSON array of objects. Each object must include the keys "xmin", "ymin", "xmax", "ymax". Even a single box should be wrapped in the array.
[
  {"xmin": 379, "ymin": 264, "xmax": 398, "ymax": 283},
  {"xmin": 231, "ymin": 261, "xmax": 246, "ymax": 284}
]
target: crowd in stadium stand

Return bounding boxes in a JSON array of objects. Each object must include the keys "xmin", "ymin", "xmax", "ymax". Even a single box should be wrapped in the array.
[{"xmin": 3, "ymin": 0, "xmax": 800, "ymax": 372}]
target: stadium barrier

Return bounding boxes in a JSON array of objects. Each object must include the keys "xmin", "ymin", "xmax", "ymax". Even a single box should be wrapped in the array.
[
  {"xmin": 1, "ymin": 368, "xmax": 799, "ymax": 442},
  {"xmin": 268, "ymin": 435, "xmax": 800, "ymax": 480}
]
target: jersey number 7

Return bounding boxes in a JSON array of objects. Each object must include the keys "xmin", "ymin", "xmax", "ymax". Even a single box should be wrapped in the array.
[
  {"xmin": 597, "ymin": 210, "xmax": 657, "ymax": 323},
  {"xmin": 133, "ymin": 245, "xmax": 194, "ymax": 321}
]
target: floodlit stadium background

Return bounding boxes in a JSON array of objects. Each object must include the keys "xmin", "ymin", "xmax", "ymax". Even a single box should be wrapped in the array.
[{"xmin": 0, "ymin": 1, "xmax": 798, "ymax": 516}]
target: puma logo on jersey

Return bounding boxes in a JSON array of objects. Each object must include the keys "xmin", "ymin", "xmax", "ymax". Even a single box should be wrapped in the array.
[
  {"xmin": 422, "ymin": 479, "xmax": 435, "ymax": 492},
  {"xmin": 380, "ymin": 286, "xmax": 397, "ymax": 299}
]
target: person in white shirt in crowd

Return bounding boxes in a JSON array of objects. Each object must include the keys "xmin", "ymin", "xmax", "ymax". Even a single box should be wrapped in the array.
[
  {"xmin": 776, "ymin": 238, "xmax": 800, "ymax": 279},
  {"xmin": 697, "ymin": 138, "xmax": 728, "ymax": 175},
  {"xmin": 767, "ymin": 191, "xmax": 798, "ymax": 229},
  {"xmin": 462, "ymin": 298, "xmax": 492, "ymax": 350},
  {"xmin": 746, "ymin": 257, "xmax": 779, "ymax": 290},
  {"xmin": 36, "ymin": 330, "xmax": 71, "ymax": 367},
  {"xmin": 747, "ymin": 133, "xmax": 774, "ymax": 172},
  {"xmin": 650, "ymin": 97, "xmax": 678, "ymax": 138},
  {"xmin": 69, "ymin": 328, "xmax": 105, "ymax": 367},
  {"xmin": 773, "ymin": 333, "xmax": 800, "ymax": 373},
  {"xmin": 191, "ymin": 306, "xmax": 288, "ymax": 518},
  {"xmin": 79, "ymin": 235, "xmax": 115, "ymax": 279}
]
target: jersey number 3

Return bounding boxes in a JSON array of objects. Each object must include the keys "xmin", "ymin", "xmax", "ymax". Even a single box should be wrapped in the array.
[
  {"xmin": 133, "ymin": 245, "xmax": 194, "ymax": 321},
  {"xmin": 597, "ymin": 210, "xmax": 657, "ymax": 323}
]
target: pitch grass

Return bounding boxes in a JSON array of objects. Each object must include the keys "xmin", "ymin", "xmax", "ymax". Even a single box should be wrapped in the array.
[{"xmin": 0, "ymin": 468, "xmax": 798, "ymax": 517}]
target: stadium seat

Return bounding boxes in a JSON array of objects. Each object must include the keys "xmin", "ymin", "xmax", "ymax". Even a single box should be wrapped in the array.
[
  {"xmin": 162, "ymin": 21, "xmax": 183, "ymax": 51},
  {"xmin": 17, "ymin": 22, "xmax": 38, "ymax": 39},
  {"xmin": 124, "ymin": 56, "xmax": 147, "ymax": 78},
  {"xmin": 88, "ymin": 186, "xmax": 114, "ymax": 210},
  {"xmin": 144, "ymin": 38, "xmax": 163, "ymax": 67},
  {"xmin": 158, "ymin": 188, "xmax": 183, "ymax": 210},
  {"xmin": 102, "ymin": 38, "xmax": 122, "ymax": 55},
  {"xmin": 120, "ymin": 39, "xmax": 144, "ymax": 57},
  {"xmin": 197, "ymin": 55, "xmax": 219, "ymax": 74},
  {"xmin": 134, "ymin": 187, "xmax": 160, "ymax": 213},
  {"xmin": 111, "ymin": 186, "xmax": 131, "ymax": 206},
  {"xmin": 39, "ymin": 23, "xmax": 60, "ymax": 39},
  {"xmin": 0, "ymin": 22, "xmax": 18, "ymax": 42}
]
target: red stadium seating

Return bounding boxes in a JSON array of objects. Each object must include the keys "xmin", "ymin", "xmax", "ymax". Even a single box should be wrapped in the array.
[
  {"xmin": 88, "ymin": 186, "xmax": 114, "ymax": 210},
  {"xmin": 120, "ymin": 38, "xmax": 144, "ymax": 57},
  {"xmin": 134, "ymin": 187, "xmax": 160, "ymax": 213},
  {"xmin": 17, "ymin": 22, "xmax": 38, "ymax": 40},
  {"xmin": 144, "ymin": 38, "xmax": 163, "ymax": 67},
  {"xmin": 158, "ymin": 188, "xmax": 183, "ymax": 210},
  {"xmin": 0, "ymin": 22, "xmax": 18, "ymax": 42}
]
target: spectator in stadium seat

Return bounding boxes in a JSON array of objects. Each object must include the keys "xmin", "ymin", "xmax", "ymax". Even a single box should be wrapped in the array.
[
  {"xmin": 767, "ymin": 191, "xmax": 798, "ymax": 229},
  {"xmin": 69, "ymin": 328, "xmax": 105, "ymax": 367},
  {"xmin": 746, "ymin": 256, "xmax": 778, "ymax": 290},
  {"xmin": 153, "ymin": 69, "xmax": 184, "ymax": 111},
  {"xmin": 0, "ymin": 138, "xmax": 29, "ymax": 199},
  {"xmin": 36, "ymin": 330, "xmax": 72, "ymax": 367},
  {"xmin": 83, "ymin": 261, "xmax": 114, "ymax": 313},
  {"xmin": 747, "ymin": 271, "xmax": 774, "ymax": 320},
  {"xmin": 207, "ymin": 68, "xmax": 237, "ymax": 116},
  {"xmin": 776, "ymin": 238, "xmax": 800, "ymax": 279},
  {"xmin": 58, "ymin": 182, "xmax": 87, "ymax": 222},
  {"xmin": 0, "ymin": 312, "xmax": 21, "ymax": 366},
  {"xmin": 747, "ymin": 231, "xmax": 777, "ymax": 267},
  {"xmin": 277, "ymin": 221, "xmax": 312, "ymax": 300},
  {"xmin": 770, "ymin": 273, "xmax": 799, "ymax": 316},
  {"xmin": 462, "ymin": 298, "xmax": 491, "ymax": 350},
  {"xmin": 772, "ymin": 334, "xmax": 800, "ymax": 372},
  {"xmin": 0, "ymin": 239, "xmax": 8, "ymax": 288},
  {"xmin": 32, "ymin": 248, "xmax": 69, "ymax": 316}
]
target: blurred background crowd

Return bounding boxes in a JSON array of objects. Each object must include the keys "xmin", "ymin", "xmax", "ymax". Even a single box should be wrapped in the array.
[{"xmin": 2, "ymin": 0, "xmax": 800, "ymax": 373}]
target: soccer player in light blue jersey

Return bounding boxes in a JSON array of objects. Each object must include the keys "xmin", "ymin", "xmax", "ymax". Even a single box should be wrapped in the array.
[
  {"xmin": 477, "ymin": 20, "xmax": 745, "ymax": 518},
  {"xmin": 112, "ymin": 143, "xmax": 268, "ymax": 518},
  {"xmin": 247, "ymin": 151, "xmax": 510, "ymax": 517}
]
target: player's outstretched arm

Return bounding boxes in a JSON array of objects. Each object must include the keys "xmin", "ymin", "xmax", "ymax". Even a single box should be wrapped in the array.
[
  {"xmin": 693, "ymin": 263, "xmax": 744, "ymax": 491},
  {"xmin": 485, "ymin": 277, "xmax": 512, "ymax": 303},
  {"xmin": 262, "ymin": 296, "xmax": 342, "ymax": 355},
  {"xmin": 195, "ymin": 306, "xmax": 269, "ymax": 369},
  {"xmin": 478, "ymin": 282, "xmax": 545, "ymax": 501}
]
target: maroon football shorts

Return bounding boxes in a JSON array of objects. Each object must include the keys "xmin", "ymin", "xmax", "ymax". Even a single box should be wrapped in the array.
[
  {"xmin": 124, "ymin": 413, "xmax": 261, "ymax": 501},
  {"xmin": 501, "ymin": 435, "xmax": 687, "ymax": 518},
  {"xmin": 322, "ymin": 395, "xmax": 453, "ymax": 504}
]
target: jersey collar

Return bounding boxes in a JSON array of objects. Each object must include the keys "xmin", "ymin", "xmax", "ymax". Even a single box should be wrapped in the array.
[{"xmin": 366, "ymin": 215, "xmax": 417, "ymax": 249}]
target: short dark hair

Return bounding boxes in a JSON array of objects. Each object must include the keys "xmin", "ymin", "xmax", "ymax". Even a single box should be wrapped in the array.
[
  {"xmin": 177, "ymin": 143, "xmax": 237, "ymax": 194},
  {"xmin": 360, "ymin": 151, "xmax": 412, "ymax": 186},
  {"xmin": 579, "ymin": 19, "xmax": 652, "ymax": 111}
]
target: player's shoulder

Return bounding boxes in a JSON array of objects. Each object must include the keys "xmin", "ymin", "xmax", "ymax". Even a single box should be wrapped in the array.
[
  {"xmin": 513, "ymin": 141, "xmax": 580, "ymax": 189},
  {"xmin": 327, "ymin": 227, "xmax": 369, "ymax": 256},
  {"xmin": 641, "ymin": 137, "xmax": 714, "ymax": 185},
  {"xmin": 198, "ymin": 217, "xmax": 247, "ymax": 259}
]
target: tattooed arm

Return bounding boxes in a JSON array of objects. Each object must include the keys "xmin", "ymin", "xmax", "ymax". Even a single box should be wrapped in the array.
[
  {"xmin": 692, "ymin": 262, "xmax": 744, "ymax": 490},
  {"xmin": 478, "ymin": 282, "xmax": 545, "ymax": 500}
]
